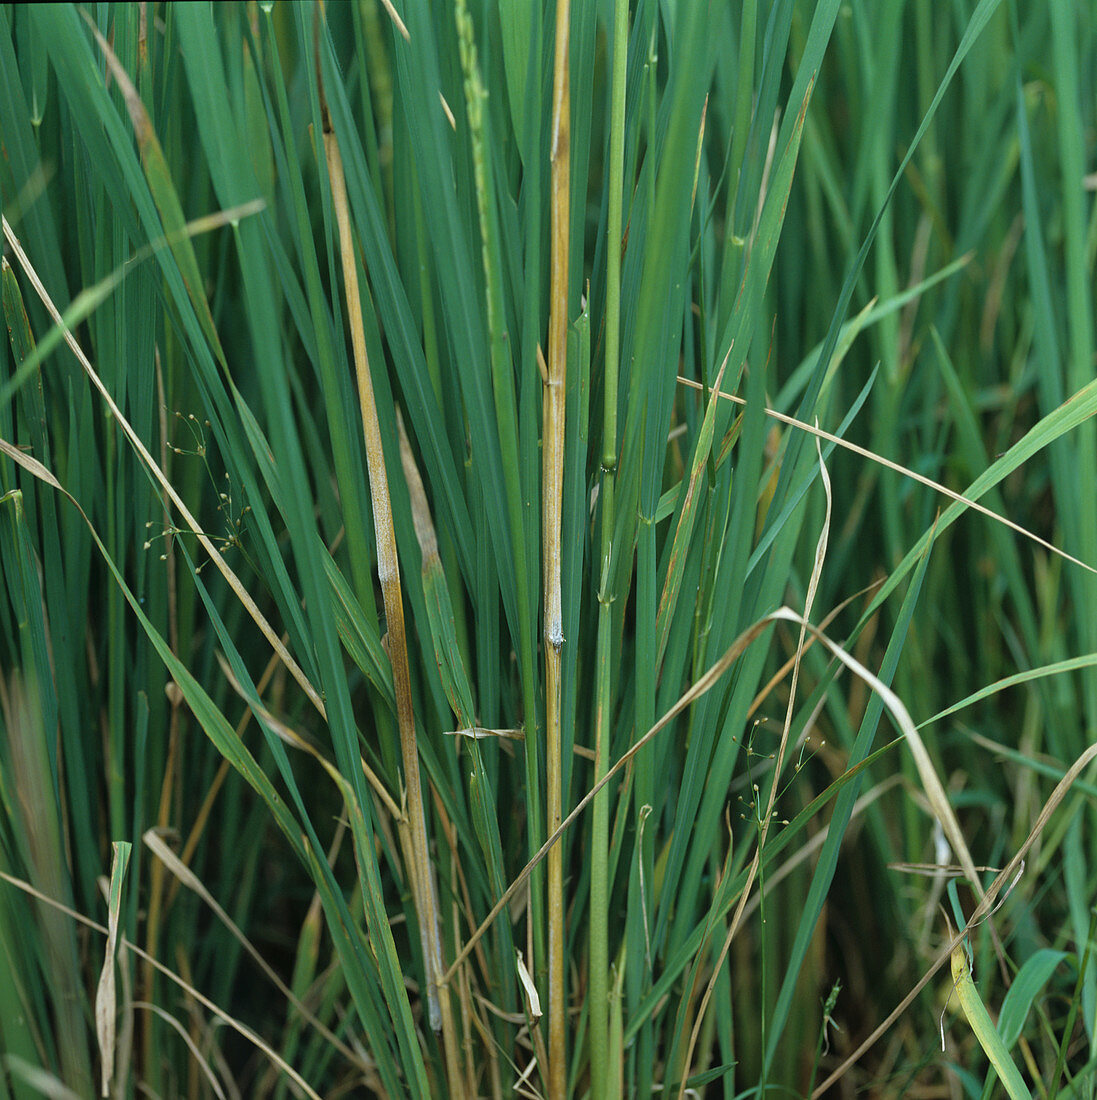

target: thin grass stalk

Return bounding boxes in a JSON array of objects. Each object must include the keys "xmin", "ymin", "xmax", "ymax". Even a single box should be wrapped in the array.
[
  {"xmin": 588, "ymin": 0, "xmax": 628, "ymax": 1095},
  {"xmin": 545, "ymin": 0, "xmax": 571, "ymax": 1093},
  {"xmin": 630, "ymin": 33, "xmax": 661, "ymax": 1094},
  {"xmin": 450, "ymin": 8, "xmax": 547, "ymax": 1051},
  {"xmin": 317, "ymin": 65, "xmax": 462, "ymax": 1092},
  {"xmin": 512, "ymin": 10, "xmax": 549, "ymax": 988}
]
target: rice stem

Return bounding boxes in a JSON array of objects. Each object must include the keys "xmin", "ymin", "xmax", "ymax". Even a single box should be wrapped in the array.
[{"xmin": 545, "ymin": 1, "xmax": 572, "ymax": 1094}]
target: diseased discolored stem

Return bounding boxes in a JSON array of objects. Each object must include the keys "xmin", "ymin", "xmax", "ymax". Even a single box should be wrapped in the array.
[
  {"xmin": 316, "ymin": 42, "xmax": 462, "ymax": 1095},
  {"xmin": 545, "ymin": 0, "xmax": 571, "ymax": 1096}
]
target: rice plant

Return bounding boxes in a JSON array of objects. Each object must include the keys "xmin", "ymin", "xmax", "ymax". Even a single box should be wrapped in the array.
[{"xmin": 2, "ymin": 2, "xmax": 1096, "ymax": 1097}]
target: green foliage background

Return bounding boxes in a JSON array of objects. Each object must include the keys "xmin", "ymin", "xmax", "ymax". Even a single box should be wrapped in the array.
[{"xmin": 1, "ymin": 1, "xmax": 1096, "ymax": 1097}]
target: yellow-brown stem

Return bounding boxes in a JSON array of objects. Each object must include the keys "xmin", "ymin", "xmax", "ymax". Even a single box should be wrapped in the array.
[
  {"xmin": 545, "ymin": 1, "xmax": 571, "ymax": 1096},
  {"xmin": 320, "ymin": 89, "xmax": 462, "ymax": 1092}
]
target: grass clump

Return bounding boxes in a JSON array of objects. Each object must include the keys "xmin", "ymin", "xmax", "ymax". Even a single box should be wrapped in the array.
[{"xmin": 2, "ymin": 2, "xmax": 1096, "ymax": 1097}]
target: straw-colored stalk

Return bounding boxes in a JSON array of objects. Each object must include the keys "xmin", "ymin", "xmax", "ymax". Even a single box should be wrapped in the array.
[
  {"xmin": 319, "ymin": 87, "xmax": 461, "ymax": 1090},
  {"xmin": 545, "ymin": 1, "xmax": 571, "ymax": 1095}
]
